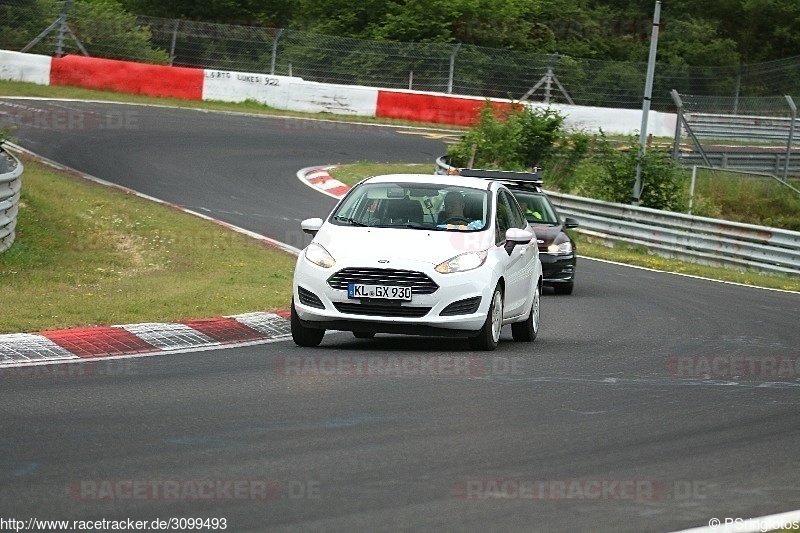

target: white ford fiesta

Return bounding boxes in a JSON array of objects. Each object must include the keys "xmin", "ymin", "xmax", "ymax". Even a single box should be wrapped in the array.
[{"xmin": 291, "ymin": 173, "xmax": 543, "ymax": 350}]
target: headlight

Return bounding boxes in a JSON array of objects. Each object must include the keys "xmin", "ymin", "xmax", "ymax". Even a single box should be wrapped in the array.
[
  {"xmin": 547, "ymin": 241, "xmax": 573, "ymax": 255},
  {"xmin": 435, "ymin": 250, "xmax": 488, "ymax": 274},
  {"xmin": 304, "ymin": 242, "xmax": 336, "ymax": 268}
]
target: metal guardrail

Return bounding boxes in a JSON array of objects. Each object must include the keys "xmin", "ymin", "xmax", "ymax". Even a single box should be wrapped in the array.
[
  {"xmin": 684, "ymin": 113, "xmax": 795, "ymax": 142},
  {"xmin": 435, "ymin": 157, "xmax": 800, "ymax": 276},
  {"xmin": 678, "ymin": 151, "xmax": 800, "ymax": 175},
  {"xmin": 0, "ymin": 145, "xmax": 22, "ymax": 254}
]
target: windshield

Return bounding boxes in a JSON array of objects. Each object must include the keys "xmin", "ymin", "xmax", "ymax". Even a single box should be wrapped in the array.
[
  {"xmin": 510, "ymin": 191, "xmax": 559, "ymax": 224},
  {"xmin": 331, "ymin": 182, "xmax": 490, "ymax": 231}
]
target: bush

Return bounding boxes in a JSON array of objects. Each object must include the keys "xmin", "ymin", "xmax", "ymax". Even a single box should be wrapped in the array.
[
  {"xmin": 445, "ymin": 101, "xmax": 571, "ymax": 171},
  {"xmin": 583, "ymin": 133, "xmax": 688, "ymax": 211}
]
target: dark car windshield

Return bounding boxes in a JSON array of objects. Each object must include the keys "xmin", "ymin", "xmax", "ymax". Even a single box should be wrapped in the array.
[
  {"xmin": 331, "ymin": 182, "xmax": 490, "ymax": 232},
  {"xmin": 510, "ymin": 191, "xmax": 559, "ymax": 224}
]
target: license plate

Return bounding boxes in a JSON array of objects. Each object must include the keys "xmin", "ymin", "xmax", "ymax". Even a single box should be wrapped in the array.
[{"xmin": 348, "ymin": 284, "xmax": 412, "ymax": 301}]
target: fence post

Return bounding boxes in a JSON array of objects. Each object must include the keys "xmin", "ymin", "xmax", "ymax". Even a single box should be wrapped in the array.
[
  {"xmin": 671, "ymin": 89, "xmax": 683, "ymax": 163},
  {"xmin": 784, "ymin": 95, "xmax": 797, "ymax": 181},
  {"xmin": 55, "ymin": 0, "xmax": 72, "ymax": 57},
  {"xmin": 270, "ymin": 28, "xmax": 283, "ymax": 75},
  {"xmin": 169, "ymin": 20, "xmax": 180, "ymax": 66},
  {"xmin": 448, "ymin": 43, "xmax": 461, "ymax": 94}
]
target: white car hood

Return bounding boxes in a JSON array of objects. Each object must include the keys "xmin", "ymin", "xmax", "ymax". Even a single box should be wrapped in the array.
[{"xmin": 314, "ymin": 225, "xmax": 493, "ymax": 266}]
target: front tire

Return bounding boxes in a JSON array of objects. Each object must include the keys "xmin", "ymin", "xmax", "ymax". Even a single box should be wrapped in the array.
[
  {"xmin": 352, "ymin": 331, "xmax": 376, "ymax": 339},
  {"xmin": 512, "ymin": 282, "xmax": 540, "ymax": 342},
  {"xmin": 469, "ymin": 285, "xmax": 503, "ymax": 351},
  {"xmin": 291, "ymin": 300, "xmax": 325, "ymax": 347}
]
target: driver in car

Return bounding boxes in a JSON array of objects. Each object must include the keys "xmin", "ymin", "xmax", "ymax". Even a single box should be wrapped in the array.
[
  {"xmin": 438, "ymin": 191, "xmax": 483, "ymax": 230},
  {"xmin": 442, "ymin": 191, "xmax": 465, "ymax": 221}
]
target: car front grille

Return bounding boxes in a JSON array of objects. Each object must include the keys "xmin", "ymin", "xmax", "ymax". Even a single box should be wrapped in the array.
[
  {"xmin": 333, "ymin": 302, "xmax": 432, "ymax": 318},
  {"xmin": 327, "ymin": 268, "xmax": 439, "ymax": 295}
]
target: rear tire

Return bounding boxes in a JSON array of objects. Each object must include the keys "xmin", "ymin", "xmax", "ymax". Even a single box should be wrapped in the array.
[
  {"xmin": 469, "ymin": 285, "xmax": 503, "ymax": 351},
  {"xmin": 352, "ymin": 331, "xmax": 375, "ymax": 339},
  {"xmin": 512, "ymin": 283, "xmax": 540, "ymax": 342},
  {"xmin": 291, "ymin": 300, "xmax": 325, "ymax": 347}
]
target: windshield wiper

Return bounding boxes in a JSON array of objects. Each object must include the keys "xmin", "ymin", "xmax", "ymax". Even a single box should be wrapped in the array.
[{"xmin": 333, "ymin": 216, "xmax": 369, "ymax": 227}]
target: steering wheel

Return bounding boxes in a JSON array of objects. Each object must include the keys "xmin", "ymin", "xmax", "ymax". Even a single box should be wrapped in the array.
[{"xmin": 443, "ymin": 216, "xmax": 471, "ymax": 225}]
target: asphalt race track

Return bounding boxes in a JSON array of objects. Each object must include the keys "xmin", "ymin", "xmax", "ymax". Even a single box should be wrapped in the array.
[{"xmin": 1, "ymin": 99, "xmax": 799, "ymax": 532}]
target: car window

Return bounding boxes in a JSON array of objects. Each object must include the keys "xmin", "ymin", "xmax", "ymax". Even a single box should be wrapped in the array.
[
  {"xmin": 495, "ymin": 192, "xmax": 513, "ymax": 244},
  {"xmin": 511, "ymin": 191, "xmax": 559, "ymax": 224},
  {"xmin": 500, "ymin": 190, "xmax": 527, "ymax": 230},
  {"xmin": 331, "ymin": 182, "xmax": 490, "ymax": 232}
]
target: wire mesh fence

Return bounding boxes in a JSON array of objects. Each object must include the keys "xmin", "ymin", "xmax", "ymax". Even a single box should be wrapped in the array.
[{"xmin": 2, "ymin": 0, "xmax": 800, "ymax": 111}]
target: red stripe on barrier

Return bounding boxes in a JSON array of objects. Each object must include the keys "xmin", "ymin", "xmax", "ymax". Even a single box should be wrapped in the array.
[
  {"xmin": 182, "ymin": 317, "xmax": 266, "ymax": 344},
  {"xmin": 42, "ymin": 327, "xmax": 158, "ymax": 358},
  {"xmin": 50, "ymin": 55, "xmax": 203, "ymax": 100},
  {"xmin": 375, "ymin": 91, "xmax": 515, "ymax": 126}
]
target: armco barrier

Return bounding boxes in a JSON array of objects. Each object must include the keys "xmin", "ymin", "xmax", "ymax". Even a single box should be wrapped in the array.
[
  {"xmin": 435, "ymin": 157, "xmax": 800, "ymax": 276},
  {"xmin": 0, "ymin": 146, "xmax": 23, "ymax": 254}
]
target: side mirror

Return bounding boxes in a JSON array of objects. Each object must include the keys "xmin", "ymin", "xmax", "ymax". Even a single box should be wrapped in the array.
[
  {"xmin": 564, "ymin": 217, "xmax": 579, "ymax": 229},
  {"xmin": 301, "ymin": 217, "xmax": 324, "ymax": 236},
  {"xmin": 504, "ymin": 228, "xmax": 533, "ymax": 255}
]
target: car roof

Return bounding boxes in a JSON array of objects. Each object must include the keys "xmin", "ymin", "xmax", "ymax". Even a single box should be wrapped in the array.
[{"xmin": 361, "ymin": 173, "xmax": 494, "ymax": 190}]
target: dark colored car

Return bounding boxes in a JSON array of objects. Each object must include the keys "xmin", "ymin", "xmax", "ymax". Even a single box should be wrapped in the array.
[
  {"xmin": 508, "ymin": 186, "xmax": 578, "ymax": 294},
  {"xmin": 456, "ymin": 168, "xmax": 578, "ymax": 295}
]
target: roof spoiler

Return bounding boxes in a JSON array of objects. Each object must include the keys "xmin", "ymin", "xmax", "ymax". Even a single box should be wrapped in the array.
[{"xmin": 456, "ymin": 167, "xmax": 543, "ymax": 188}]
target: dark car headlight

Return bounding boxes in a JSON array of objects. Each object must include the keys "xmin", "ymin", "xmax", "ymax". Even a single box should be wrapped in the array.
[{"xmin": 547, "ymin": 239, "xmax": 573, "ymax": 255}]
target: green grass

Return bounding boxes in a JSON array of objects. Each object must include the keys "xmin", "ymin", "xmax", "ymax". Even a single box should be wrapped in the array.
[
  {"xmin": 687, "ymin": 168, "xmax": 800, "ymax": 230},
  {"xmin": 0, "ymin": 155, "xmax": 296, "ymax": 333}
]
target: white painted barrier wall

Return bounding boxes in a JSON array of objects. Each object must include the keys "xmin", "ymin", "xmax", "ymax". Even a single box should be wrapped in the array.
[
  {"xmin": 543, "ymin": 102, "xmax": 677, "ymax": 137},
  {"xmin": 283, "ymin": 80, "xmax": 379, "ymax": 116},
  {"xmin": 0, "ymin": 49, "xmax": 676, "ymax": 136},
  {"xmin": 0, "ymin": 50, "xmax": 51, "ymax": 85},
  {"xmin": 202, "ymin": 70, "xmax": 294, "ymax": 110},
  {"xmin": 201, "ymin": 70, "xmax": 380, "ymax": 117}
]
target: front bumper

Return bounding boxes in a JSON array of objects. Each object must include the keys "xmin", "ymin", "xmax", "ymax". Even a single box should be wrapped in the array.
[
  {"xmin": 539, "ymin": 252, "xmax": 576, "ymax": 285},
  {"xmin": 293, "ymin": 256, "xmax": 497, "ymax": 336}
]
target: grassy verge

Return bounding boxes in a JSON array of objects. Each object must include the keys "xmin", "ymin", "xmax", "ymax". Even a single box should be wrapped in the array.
[
  {"xmin": 0, "ymin": 155, "xmax": 296, "ymax": 334},
  {"xmin": 330, "ymin": 164, "xmax": 800, "ymax": 292}
]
